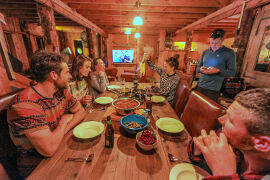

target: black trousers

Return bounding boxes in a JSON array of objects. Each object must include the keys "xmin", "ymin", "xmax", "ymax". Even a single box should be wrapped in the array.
[{"xmin": 195, "ymin": 86, "xmax": 220, "ymax": 102}]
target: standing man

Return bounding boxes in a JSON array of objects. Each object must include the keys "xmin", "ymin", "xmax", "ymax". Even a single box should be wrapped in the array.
[
  {"xmin": 7, "ymin": 51, "xmax": 86, "ymax": 177},
  {"xmin": 188, "ymin": 88, "xmax": 270, "ymax": 179},
  {"xmin": 196, "ymin": 29, "xmax": 236, "ymax": 102}
]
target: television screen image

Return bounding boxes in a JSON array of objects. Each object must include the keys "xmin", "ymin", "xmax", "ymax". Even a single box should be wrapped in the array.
[{"xmin": 112, "ymin": 50, "xmax": 134, "ymax": 63}]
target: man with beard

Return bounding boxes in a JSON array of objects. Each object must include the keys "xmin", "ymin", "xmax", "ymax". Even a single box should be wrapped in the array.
[
  {"xmin": 188, "ymin": 88, "xmax": 270, "ymax": 179},
  {"xmin": 7, "ymin": 51, "xmax": 86, "ymax": 177}
]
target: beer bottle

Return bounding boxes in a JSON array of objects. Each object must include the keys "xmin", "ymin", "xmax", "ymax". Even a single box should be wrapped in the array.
[
  {"xmin": 146, "ymin": 93, "xmax": 152, "ymax": 113},
  {"xmin": 105, "ymin": 116, "xmax": 114, "ymax": 148}
]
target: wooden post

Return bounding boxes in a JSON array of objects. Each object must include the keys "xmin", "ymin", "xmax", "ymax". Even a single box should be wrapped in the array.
[
  {"xmin": 86, "ymin": 28, "xmax": 95, "ymax": 58},
  {"xmin": 183, "ymin": 31, "xmax": 193, "ymax": 72},
  {"xmin": 92, "ymin": 30, "xmax": 98, "ymax": 59},
  {"xmin": 0, "ymin": 14, "xmax": 16, "ymax": 80},
  {"xmin": 233, "ymin": 9, "xmax": 256, "ymax": 76},
  {"xmin": 37, "ymin": 3, "xmax": 59, "ymax": 53}
]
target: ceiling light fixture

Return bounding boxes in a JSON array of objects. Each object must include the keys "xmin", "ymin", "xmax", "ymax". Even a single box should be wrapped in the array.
[
  {"xmin": 133, "ymin": 16, "xmax": 143, "ymax": 26},
  {"xmin": 125, "ymin": 29, "xmax": 131, "ymax": 34},
  {"xmin": 133, "ymin": 0, "xmax": 143, "ymax": 26},
  {"xmin": 134, "ymin": 33, "xmax": 141, "ymax": 38}
]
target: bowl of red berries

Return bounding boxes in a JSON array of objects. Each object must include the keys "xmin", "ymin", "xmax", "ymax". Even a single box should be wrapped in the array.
[{"xmin": 136, "ymin": 130, "xmax": 158, "ymax": 151}]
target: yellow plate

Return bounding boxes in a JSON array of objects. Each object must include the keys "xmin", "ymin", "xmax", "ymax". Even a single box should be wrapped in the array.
[
  {"xmin": 169, "ymin": 163, "xmax": 203, "ymax": 180},
  {"xmin": 73, "ymin": 121, "xmax": 105, "ymax": 139},
  {"xmin": 155, "ymin": 117, "xmax": 184, "ymax": 133},
  {"xmin": 151, "ymin": 96, "xmax": 165, "ymax": 103},
  {"xmin": 95, "ymin": 97, "xmax": 114, "ymax": 104}
]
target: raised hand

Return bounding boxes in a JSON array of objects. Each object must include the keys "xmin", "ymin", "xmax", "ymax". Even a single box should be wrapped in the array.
[{"xmin": 193, "ymin": 129, "xmax": 236, "ymax": 176}]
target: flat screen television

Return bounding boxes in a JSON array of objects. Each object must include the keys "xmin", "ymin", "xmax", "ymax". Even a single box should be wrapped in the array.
[{"xmin": 112, "ymin": 50, "xmax": 134, "ymax": 63}]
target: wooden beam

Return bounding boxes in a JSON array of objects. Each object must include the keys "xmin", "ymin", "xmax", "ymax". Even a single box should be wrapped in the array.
[
  {"xmin": 81, "ymin": 13, "xmax": 205, "ymax": 19},
  {"xmin": 74, "ymin": 6, "xmax": 217, "ymax": 14},
  {"xmin": 0, "ymin": 3, "xmax": 36, "ymax": 9},
  {"xmin": 88, "ymin": 17, "xmax": 195, "ymax": 24},
  {"xmin": 63, "ymin": 0, "xmax": 222, "ymax": 7},
  {"xmin": 0, "ymin": 12, "xmax": 6, "ymax": 25},
  {"xmin": 176, "ymin": 0, "xmax": 270, "ymax": 34},
  {"xmin": 35, "ymin": 0, "xmax": 105, "ymax": 36},
  {"xmin": 70, "ymin": 11, "xmax": 206, "ymax": 19},
  {"xmin": 0, "ymin": 9, "xmax": 37, "ymax": 15},
  {"xmin": 94, "ymin": 21, "xmax": 187, "ymax": 28}
]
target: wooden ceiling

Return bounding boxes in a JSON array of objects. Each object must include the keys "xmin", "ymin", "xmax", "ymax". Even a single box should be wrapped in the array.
[
  {"xmin": 1, "ymin": 0, "xmax": 267, "ymax": 37},
  {"xmin": 62, "ymin": 0, "xmax": 237, "ymax": 36}
]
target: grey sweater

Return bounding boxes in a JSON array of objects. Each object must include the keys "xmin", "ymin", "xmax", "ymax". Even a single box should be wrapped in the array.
[
  {"xmin": 196, "ymin": 46, "xmax": 236, "ymax": 91},
  {"xmin": 90, "ymin": 72, "xmax": 109, "ymax": 97}
]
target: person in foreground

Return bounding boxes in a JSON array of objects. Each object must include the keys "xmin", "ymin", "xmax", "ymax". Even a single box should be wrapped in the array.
[
  {"xmin": 90, "ymin": 58, "xmax": 109, "ymax": 97},
  {"xmin": 69, "ymin": 55, "xmax": 95, "ymax": 108},
  {"xmin": 196, "ymin": 28, "xmax": 236, "ymax": 102},
  {"xmin": 146, "ymin": 56, "xmax": 180, "ymax": 106},
  {"xmin": 7, "ymin": 51, "xmax": 86, "ymax": 176},
  {"xmin": 188, "ymin": 88, "xmax": 270, "ymax": 179}
]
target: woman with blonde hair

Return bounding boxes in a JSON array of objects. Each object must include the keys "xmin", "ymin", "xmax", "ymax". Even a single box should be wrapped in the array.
[{"xmin": 69, "ymin": 55, "xmax": 94, "ymax": 108}]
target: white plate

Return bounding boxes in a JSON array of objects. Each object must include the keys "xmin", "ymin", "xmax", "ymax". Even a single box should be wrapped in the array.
[
  {"xmin": 73, "ymin": 121, "xmax": 104, "ymax": 139},
  {"xmin": 169, "ymin": 163, "xmax": 203, "ymax": 180},
  {"xmin": 95, "ymin": 97, "xmax": 114, "ymax": 104},
  {"xmin": 107, "ymin": 85, "xmax": 122, "ymax": 90}
]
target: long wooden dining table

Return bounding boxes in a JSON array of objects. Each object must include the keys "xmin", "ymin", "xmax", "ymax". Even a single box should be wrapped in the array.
[{"xmin": 27, "ymin": 83, "xmax": 196, "ymax": 180}]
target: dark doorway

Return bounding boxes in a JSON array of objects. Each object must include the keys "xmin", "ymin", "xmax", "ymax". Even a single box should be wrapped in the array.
[
  {"xmin": 97, "ymin": 33, "xmax": 101, "ymax": 58},
  {"xmin": 36, "ymin": 37, "xmax": 45, "ymax": 51},
  {"xmin": 22, "ymin": 34, "xmax": 33, "ymax": 59}
]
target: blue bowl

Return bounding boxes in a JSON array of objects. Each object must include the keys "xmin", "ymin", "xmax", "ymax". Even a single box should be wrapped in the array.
[{"xmin": 120, "ymin": 114, "xmax": 149, "ymax": 134}]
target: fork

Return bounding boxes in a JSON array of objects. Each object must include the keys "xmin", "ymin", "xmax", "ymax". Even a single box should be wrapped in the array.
[{"xmin": 168, "ymin": 153, "xmax": 190, "ymax": 163}]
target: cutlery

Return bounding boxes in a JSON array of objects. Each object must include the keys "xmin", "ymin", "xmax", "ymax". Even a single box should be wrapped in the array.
[
  {"xmin": 168, "ymin": 153, "xmax": 190, "ymax": 163},
  {"xmin": 65, "ymin": 153, "xmax": 94, "ymax": 162}
]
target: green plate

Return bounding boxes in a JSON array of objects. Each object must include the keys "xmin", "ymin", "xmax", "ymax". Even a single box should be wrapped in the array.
[
  {"xmin": 107, "ymin": 85, "xmax": 122, "ymax": 90},
  {"xmin": 169, "ymin": 163, "xmax": 202, "ymax": 180},
  {"xmin": 155, "ymin": 117, "xmax": 184, "ymax": 133},
  {"xmin": 95, "ymin": 97, "xmax": 114, "ymax": 104},
  {"xmin": 151, "ymin": 96, "xmax": 165, "ymax": 103},
  {"xmin": 73, "ymin": 121, "xmax": 104, "ymax": 139}
]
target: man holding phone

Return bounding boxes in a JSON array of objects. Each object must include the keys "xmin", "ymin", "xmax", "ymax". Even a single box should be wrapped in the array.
[{"xmin": 196, "ymin": 29, "xmax": 236, "ymax": 102}]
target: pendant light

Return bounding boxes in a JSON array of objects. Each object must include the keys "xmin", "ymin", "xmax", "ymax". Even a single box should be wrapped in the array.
[
  {"xmin": 133, "ymin": 0, "xmax": 143, "ymax": 26},
  {"xmin": 134, "ymin": 33, "xmax": 141, "ymax": 38}
]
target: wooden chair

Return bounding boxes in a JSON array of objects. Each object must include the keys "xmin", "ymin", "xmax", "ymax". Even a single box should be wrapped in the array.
[
  {"xmin": 172, "ymin": 82, "xmax": 191, "ymax": 118},
  {"xmin": 176, "ymin": 71, "xmax": 194, "ymax": 87},
  {"xmin": 0, "ymin": 89, "xmax": 24, "ymax": 179},
  {"xmin": 105, "ymin": 68, "xmax": 118, "ymax": 82},
  {"xmin": 180, "ymin": 91, "xmax": 226, "ymax": 137}
]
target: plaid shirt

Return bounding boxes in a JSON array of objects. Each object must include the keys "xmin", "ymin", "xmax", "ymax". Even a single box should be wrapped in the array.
[{"xmin": 187, "ymin": 140, "xmax": 269, "ymax": 180}]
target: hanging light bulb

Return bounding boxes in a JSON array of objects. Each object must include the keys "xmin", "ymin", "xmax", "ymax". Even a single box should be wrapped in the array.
[
  {"xmin": 134, "ymin": 33, "xmax": 141, "ymax": 38},
  {"xmin": 125, "ymin": 29, "xmax": 131, "ymax": 35},
  {"xmin": 133, "ymin": 16, "xmax": 143, "ymax": 26}
]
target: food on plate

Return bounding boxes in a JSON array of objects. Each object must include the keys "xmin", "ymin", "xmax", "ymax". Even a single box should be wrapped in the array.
[
  {"xmin": 139, "ymin": 130, "xmax": 157, "ymax": 145},
  {"xmin": 124, "ymin": 121, "xmax": 143, "ymax": 128},
  {"xmin": 113, "ymin": 98, "xmax": 139, "ymax": 109}
]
